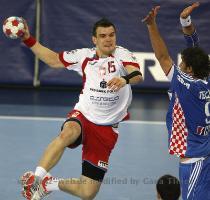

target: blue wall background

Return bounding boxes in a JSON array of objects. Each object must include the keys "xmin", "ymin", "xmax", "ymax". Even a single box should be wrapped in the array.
[{"xmin": 1, "ymin": 0, "xmax": 210, "ymax": 89}]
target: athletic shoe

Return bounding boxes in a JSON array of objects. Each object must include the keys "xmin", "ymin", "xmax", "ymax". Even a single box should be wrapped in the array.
[
  {"xmin": 31, "ymin": 174, "xmax": 52, "ymax": 200},
  {"xmin": 20, "ymin": 171, "xmax": 52, "ymax": 200}
]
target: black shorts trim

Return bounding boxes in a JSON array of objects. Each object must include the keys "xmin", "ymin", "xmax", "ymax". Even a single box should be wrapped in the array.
[
  {"xmin": 82, "ymin": 160, "xmax": 106, "ymax": 182},
  {"xmin": 61, "ymin": 118, "xmax": 82, "ymax": 148}
]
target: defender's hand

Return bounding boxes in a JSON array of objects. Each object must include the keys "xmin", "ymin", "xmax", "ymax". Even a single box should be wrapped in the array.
[
  {"xmin": 180, "ymin": 2, "xmax": 200, "ymax": 19},
  {"xmin": 107, "ymin": 77, "xmax": 126, "ymax": 92},
  {"xmin": 142, "ymin": 6, "xmax": 160, "ymax": 25}
]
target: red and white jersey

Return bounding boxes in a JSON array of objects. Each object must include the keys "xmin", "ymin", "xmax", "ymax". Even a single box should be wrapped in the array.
[{"xmin": 59, "ymin": 46, "xmax": 140, "ymax": 125}]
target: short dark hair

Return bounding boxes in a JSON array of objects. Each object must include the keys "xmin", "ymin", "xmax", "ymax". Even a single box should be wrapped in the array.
[
  {"xmin": 92, "ymin": 18, "xmax": 116, "ymax": 37},
  {"xmin": 156, "ymin": 175, "xmax": 180, "ymax": 200},
  {"xmin": 181, "ymin": 47, "xmax": 210, "ymax": 79}
]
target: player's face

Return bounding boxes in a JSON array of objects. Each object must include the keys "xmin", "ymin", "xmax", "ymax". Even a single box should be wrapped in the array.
[
  {"xmin": 92, "ymin": 26, "xmax": 116, "ymax": 56},
  {"xmin": 179, "ymin": 60, "xmax": 187, "ymax": 72}
]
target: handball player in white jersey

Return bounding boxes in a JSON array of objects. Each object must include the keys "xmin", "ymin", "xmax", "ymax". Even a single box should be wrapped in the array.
[{"xmin": 19, "ymin": 18, "xmax": 143, "ymax": 200}]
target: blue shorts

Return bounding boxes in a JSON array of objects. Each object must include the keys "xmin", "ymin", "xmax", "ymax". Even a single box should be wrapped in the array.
[{"xmin": 179, "ymin": 156, "xmax": 210, "ymax": 200}]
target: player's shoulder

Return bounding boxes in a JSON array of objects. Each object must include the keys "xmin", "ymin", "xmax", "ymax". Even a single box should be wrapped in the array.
[
  {"xmin": 176, "ymin": 66, "xmax": 195, "ymax": 82},
  {"xmin": 73, "ymin": 47, "xmax": 95, "ymax": 54},
  {"xmin": 65, "ymin": 48, "xmax": 95, "ymax": 57},
  {"xmin": 177, "ymin": 66, "xmax": 209, "ymax": 85},
  {"xmin": 114, "ymin": 46, "xmax": 133, "ymax": 58},
  {"xmin": 115, "ymin": 46, "xmax": 132, "ymax": 53},
  {"xmin": 173, "ymin": 66, "xmax": 209, "ymax": 91}
]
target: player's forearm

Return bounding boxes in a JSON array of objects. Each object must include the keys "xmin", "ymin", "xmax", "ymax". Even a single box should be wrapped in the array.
[
  {"xmin": 147, "ymin": 22, "xmax": 170, "ymax": 62},
  {"xmin": 23, "ymin": 36, "xmax": 63, "ymax": 68},
  {"xmin": 180, "ymin": 18, "xmax": 199, "ymax": 48},
  {"xmin": 128, "ymin": 75, "xmax": 143, "ymax": 84},
  {"xmin": 30, "ymin": 42, "xmax": 62, "ymax": 68}
]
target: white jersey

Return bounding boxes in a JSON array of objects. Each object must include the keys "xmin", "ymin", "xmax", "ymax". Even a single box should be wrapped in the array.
[{"xmin": 59, "ymin": 46, "xmax": 140, "ymax": 125}]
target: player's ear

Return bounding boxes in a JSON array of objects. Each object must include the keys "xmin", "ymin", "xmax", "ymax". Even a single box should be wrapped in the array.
[{"xmin": 92, "ymin": 36, "xmax": 97, "ymax": 45}]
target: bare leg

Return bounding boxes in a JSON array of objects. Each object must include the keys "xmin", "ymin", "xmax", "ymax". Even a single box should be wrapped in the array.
[
  {"xmin": 34, "ymin": 121, "xmax": 101, "ymax": 199},
  {"xmin": 59, "ymin": 175, "xmax": 101, "ymax": 200},
  {"xmin": 38, "ymin": 121, "xmax": 81, "ymax": 171}
]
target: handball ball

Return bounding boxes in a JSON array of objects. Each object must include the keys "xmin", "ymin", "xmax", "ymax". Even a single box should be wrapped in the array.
[{"xmin": 3, "ymin": 16, "xmax": 25, "ymax": 39}]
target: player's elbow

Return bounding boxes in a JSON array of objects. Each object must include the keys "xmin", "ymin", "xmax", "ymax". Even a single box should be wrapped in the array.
[
  {"xmin": 49, "ymin": 62, "xmax": 63, "ymax": 68},
  {"xmin": 47, "ymin": 54, "xmax": 64, "ymax": 69},
  {"xmin": 137, "ymin": 75, "xmax": 144, "ymax": 83}
]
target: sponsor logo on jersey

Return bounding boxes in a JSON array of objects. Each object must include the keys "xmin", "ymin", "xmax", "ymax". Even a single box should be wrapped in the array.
[
  {"xmin": 177, "ymin": 75, "xmax": 190, "ymax": 89},
  {"xmin": 66, "ymin": 49, "xmax": 78, "ymax": 54},
  {"xmin": 90, "ymin": 96, "xmax": 119, "ymax": 102},
  {"xmin": 98, "ymin": 160, "xmax": 108, "ymax": 169},
  {"xmin": 90, "ymin": 88, "xmax": 106, "ymax": 93},
  {"xmin": 89, "ymin": 61, "xmax": 98, "ymax": 65},
  {"xmin": 196, "ymin": 125, "xmax": 209, "ymax": 136},
  {"xmin": 90, "ymin": 88, "xmax": 115, "ymax": 94},
  {"xmin": 100, "ymin": 80, "xmax": 107, "ymax": 88},
  {"xmin": 71, "ymin": 111, "xmax": 80, "ymax": 118}
]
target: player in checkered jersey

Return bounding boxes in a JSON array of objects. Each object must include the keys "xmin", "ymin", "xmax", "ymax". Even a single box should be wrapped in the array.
[
  {"xmin": 19, "ymin": 18, "xmax": 143, "ymax": 200},
  {"xmin": 143, "ymin": 2, "xmax": 210, "ymax": 200}
]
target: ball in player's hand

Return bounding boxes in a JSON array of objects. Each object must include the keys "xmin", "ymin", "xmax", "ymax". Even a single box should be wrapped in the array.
[{"xmin": 3, "ymin": 16, "xmax": 25, "ymax": 39}]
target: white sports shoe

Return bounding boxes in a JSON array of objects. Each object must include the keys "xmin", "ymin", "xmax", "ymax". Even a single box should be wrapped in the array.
[
  {"xmin": 20, "ymin": 171, "xmax": 52, "ymax": 200},
  {"xmin": 32, "ymin": 174, "xmax": 52, "ymax": 200}
]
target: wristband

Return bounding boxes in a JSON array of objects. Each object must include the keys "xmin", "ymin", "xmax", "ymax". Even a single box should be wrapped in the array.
[
  {"xmin": 23, "ymin": 36, "xmax": 37, "ymax": 48},
  {"xmin": 122, "ymin": 71, "xmax": 142, "ymax": 84},
  {"xmin": 180, "ymin": 16, "xmax": 191, "ymax": 27},
  {"xmin": 122, "ymin": 76, "xmax": 129, "ymax": 84}
]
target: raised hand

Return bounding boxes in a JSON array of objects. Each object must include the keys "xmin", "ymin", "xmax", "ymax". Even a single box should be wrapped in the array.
[
  {"xmin": 21, "ymin": 18, "xmax": 31, "ymax": 40},
  {"xmin": 142, "ymin": 6, "xmax": 160, "ymax": 25},
  {"xmin": 180, "ymin": 2, "xmax": 200, "ymax": 19}
]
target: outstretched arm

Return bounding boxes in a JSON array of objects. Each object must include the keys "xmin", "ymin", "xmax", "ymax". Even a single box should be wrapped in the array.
[
  {"xmin": 22, "ymin": 20, "xmax": 64, "ymax": 68},
  {"xmin": 180, "ymin": 2, "xmax": 200, "ymax": 47},
  {"xmin": 142, "ymin": 6, "xmax": 173, "ymax": 75},
  {"xmin": 180, "ymin": 2, "xmax": 199, "ymax": 35}
]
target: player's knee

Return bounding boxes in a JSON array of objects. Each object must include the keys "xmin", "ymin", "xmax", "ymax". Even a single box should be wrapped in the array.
[
  {"xmin": 58, "ymin": 122, "xmax": 81, "ymax": 147},
  {"xmin": 81, "ymin": 183, "xmax": 99, "ymax": 200}
]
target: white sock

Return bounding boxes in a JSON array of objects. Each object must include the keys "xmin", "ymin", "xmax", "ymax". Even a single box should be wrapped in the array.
[
  {"xmin": 46, "ymin": 178, "xmax": 60, "ymax": 191},
  {"xmin": 35, "ymin": 166, "xmax": 47, "ymax": 179},
  {"xmin": 45, "ymin": 172, "xmax": 52, "ymax": 177}
]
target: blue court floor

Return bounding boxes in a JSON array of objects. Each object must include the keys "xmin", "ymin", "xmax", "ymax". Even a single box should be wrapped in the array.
[{"xmin": 0, "ymin": 88, "xmax": 179, "ymax": 200}]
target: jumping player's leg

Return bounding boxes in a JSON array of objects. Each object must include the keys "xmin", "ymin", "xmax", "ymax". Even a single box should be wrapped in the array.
[
  {"xmin": 36, "ymin": 113, "xmax": 117, "ymax": 200},
  {"xmin": 58, "ymin": 175, "xmax": 101, "ymax": 200},
  {"xmin": 22, "ymin": 111, "xmax": 118, "ymax": 200},
  {"xmin": 32, "ymin": 161, "xmax": 104, "ymax": 200},
  {"xmin": 21, "ymin": 119, "xmax": 82, "ymax": 199},
  {"xmin": 38, "ymin": 120, "xmax": 81, "ymax": 171},
  {"xmin": 56, "ymin": 158, "xmax": 106, "ymax": 199}
]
